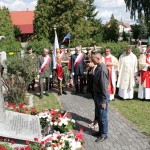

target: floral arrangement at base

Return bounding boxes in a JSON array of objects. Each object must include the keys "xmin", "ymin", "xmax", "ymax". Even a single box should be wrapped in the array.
[
  {"xmin": 3, "ymin": 103, "xmax": 84, "ymax": 150},
  {"xmin": 41, "ymin": 130, "xmax": 84, "ymax": 150}
]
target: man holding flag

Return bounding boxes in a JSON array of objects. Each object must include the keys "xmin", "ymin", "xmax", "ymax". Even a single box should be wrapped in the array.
[
  {"xmin": 38, "ymin": 48, "xmax": 52, "ymax": 99},
  {"xmin": 59, "ymin": 45, "xmax": 70, "ymax": 95}
]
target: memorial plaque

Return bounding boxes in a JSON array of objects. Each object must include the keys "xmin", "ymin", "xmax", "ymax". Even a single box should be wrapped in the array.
[
  {"xmin": 0, "ymin": 77, "xmax": 42, "ymax": 142},
  {"xmin": 0, "ymin": 111, "xmax": 42, "ymax": 142}
]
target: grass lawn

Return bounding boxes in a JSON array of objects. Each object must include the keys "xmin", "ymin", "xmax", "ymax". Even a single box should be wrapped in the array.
[
  {"xmin": 110, "ymin": 98, "xmax": 150, "ymax": 136},
  {"xmin": 33, "ymin": 93, "xmax": 61, "ymax": 112}
]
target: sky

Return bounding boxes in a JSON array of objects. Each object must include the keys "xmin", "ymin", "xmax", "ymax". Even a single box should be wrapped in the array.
[{"xmin": 0, "ymin": 0, "xmax": 136, "ymax": 24}]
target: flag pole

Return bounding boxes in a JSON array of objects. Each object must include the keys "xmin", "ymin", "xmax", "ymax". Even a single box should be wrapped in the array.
[{"xmin": 68, "ymin": 39, "xmax": 70, "ymax": 48}]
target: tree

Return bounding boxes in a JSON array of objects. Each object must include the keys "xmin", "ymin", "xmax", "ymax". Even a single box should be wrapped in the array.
[
  {"xmin": 124, "ymin": 0, "xmax": 150, "ymax": 23},
  {"xmin": 131, "ymin": 24, "xmax": 141, "ymax": 40},
  {"xmin": 33, "ymin": 0, "xmax": 103, "ymax": 47},
  {"xmin": 0, "ymin": 7, "xmax": 14, "ymax": 40},
  {"xmin": 122, "ymin": 30, "xmax": 128, "ymax": 41},
  {"xmin": 103, "ymin": 14, "xmax": 119, "ymax": 42},
  {"xmin": 13, "ymin": 25, "xmax": 21, "ymax": 41},
  {"xmin": 86, "ymin": 0, "xmax": 98, "ymax": 21},
  {"xmin": 0, "ymin": 7, "xmax": 20, "ymax": 52}
]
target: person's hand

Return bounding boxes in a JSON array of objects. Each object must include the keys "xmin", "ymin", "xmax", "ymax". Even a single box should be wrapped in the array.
[
  {"xmin": 71, "ymin": 72, "xmax": 74, "ymax": 76},
  {"xmin": 106, "ymin": 62, "xmax": 113, "ymax": 66},
  {"xmin": 100, "ymin": 103, "xmax": 106, "ymax": 109},
  {"xmin": 37, "ymin": 75, "xmax": 40, "ymax": 79},
  {"xmin": 50, "ymin": 75, "xmax": 52, "ymax": 78}
]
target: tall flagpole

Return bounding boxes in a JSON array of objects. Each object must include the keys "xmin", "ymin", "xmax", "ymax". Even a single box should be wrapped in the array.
[{"xmin": 68, "ymin": 39, "xmax": 70, "ymax": 49}]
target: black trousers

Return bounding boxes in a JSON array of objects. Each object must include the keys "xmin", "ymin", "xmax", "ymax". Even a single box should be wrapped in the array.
[{"xmin": 74, "ymin": 74, "xmax": 84, "ymax": 92}]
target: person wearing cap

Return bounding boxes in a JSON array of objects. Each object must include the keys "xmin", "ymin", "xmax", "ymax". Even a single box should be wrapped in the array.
[
  {"xmin": 117, "ymin": 46, "xmax": 138, "ymax": 99},
  {"xmin": 138, "ymin": 44, "xmax": 150, "ymax": 100},
  {"xmin": 103, "ymin": 47, "xmax": 118, "ymax": 100},
  {"xmin": 27, "ymin": 46, "xmax": 37, "ymax": 91},
  {"xmin": 58, "ymin": 45, "xmax": 70, "ymax": 95}
]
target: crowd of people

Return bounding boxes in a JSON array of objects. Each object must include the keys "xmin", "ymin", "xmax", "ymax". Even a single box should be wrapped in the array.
[{"xmin": 25, "ymin": 44, "xmax": 150, "ymax": 142}]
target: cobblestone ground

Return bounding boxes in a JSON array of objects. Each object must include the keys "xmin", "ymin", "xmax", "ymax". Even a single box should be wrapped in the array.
[{"xmin": 58, "ymin": 90, "xmax": 150, "ymax": 150}]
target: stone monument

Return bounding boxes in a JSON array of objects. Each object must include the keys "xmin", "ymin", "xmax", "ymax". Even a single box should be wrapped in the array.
[{"xmin": 0, "ymin": 75, "xmax": 42, "ymax": 142}]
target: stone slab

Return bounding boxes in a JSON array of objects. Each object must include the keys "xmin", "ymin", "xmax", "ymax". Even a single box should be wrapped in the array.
[{"xmin": 0, "ymin": 110, "xmax": 42, "ymax": 142}]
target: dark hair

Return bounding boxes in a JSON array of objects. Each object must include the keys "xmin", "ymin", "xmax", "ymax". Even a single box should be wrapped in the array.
[
  {"xmin": 105, "ymin": 47, "xmax": 111, "ymax": 51},
  {"xmin": 27, "ymin": 46, "xmax": 32, "ymax": 51},
  {"xmin": 147, "ymin": 44, "xmax": 150, "ymax": 47},
  {"xmin": 91, "ymin": 50, "xmax": 101, "ymax": 55}
]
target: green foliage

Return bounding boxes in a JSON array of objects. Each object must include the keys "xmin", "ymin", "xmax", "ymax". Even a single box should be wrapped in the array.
[
  {"xmin": 33, "ymin": 0, "xmax": 103, "ymax": 47},
  {"xmin": 61, "ymin": 141, "xmax": 71, "ymax": 150},
  {"xmin": 99, "ymin": 42, "xmax": 128, "ymax": 58},
  {"xmin": 0, "ymin": 7, "xmax": 14, "ymax": 40},
  {"xmin": 0, "ymin": 7, "xmax": 21, "ymax": 52},
  {"xmin": 138, "ymin": 15, "xmax": 148, "ymax": 39},
  {"xmin": 122, "ymin": 30, "xmax": 129, "ymax": 41},
  {"xmin": 0, "ymin": 144, "xmax": 12, "ymax": 150},
  {"xmin": 0, "ymin": 40, "xmax": 21, "ymax": 52},
  {"xmin": 13, "ymin": 25, "xmax": 21, "ymax": 40},
  {"xmin": 103, "ymin": 14, "xmax": 119, "ymax": 42},
  {"xmin": 26, "ymin": 39, "xmax": 52, "ymax": 55},
  {"xmin": 3, "ymin": 55, "xmax": 37, "ymax": 104},
  {"xmin": 124, "ymin": 0, "xmax": 150, "ymax": 23},
  {"xmin": 29, "ymin": 143, "xmax": 41, "ymax": 150},
  {"xmin": 99, "ymin": 42, "xmax": 140, "ymax": 58},
  {"xmin": 131, "ymin": 24, "xmax": 141, "ymax": 40}
]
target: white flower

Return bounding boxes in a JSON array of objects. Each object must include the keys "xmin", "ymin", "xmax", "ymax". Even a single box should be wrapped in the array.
[
  {"xmin": 54, "ymin": 122, "xmax": 58, "ymax": 126},
  {"xmin": 71, "ymin": 140, "xmax": 82, "ymax": 150},
  {"xmin": 58, "ymin": 122, "xmax": 63, "ymax": 126},
  {"xmin": 50, "ymin": 122, "xmax": 53, "ymax": 126},
  {"xmin": 71, "ymin": 119, "xmax": 75, "ymax": 123}
]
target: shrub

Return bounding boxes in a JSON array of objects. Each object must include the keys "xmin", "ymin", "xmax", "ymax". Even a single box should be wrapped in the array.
[
  {"xmin": 0, "ymin": 40, "xmax": 21, "ymax": 53},
  {"xmin": 98, "ymin": 42, "xmax": 140, "ymax": 58},
  {"xmin": 3, "ymin": 54, "xmax": 37, "ymax": 104},
  {"xmin": 26, "ymin": 39, "xmax": 52, "ymax": 55}
]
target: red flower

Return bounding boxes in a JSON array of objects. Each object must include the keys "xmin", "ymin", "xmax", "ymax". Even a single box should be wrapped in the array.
[
  {"xmin": 34, "ymin": 137, "xmax": 38, "ymax": 142},
  {"xmin": 10, "ymin": 140, "xmax": 15, "ymax": 144},
  {"xmin": 25, "ymin": 146, "xmax": 31, "ymax": 150},
  {"xmin": 25, "ymin": 107, "xmax": 29, "ymax": 111},
  {"xmin": 0, "ymin": 145, "xmax": 7, "ymax": 150},
  {"xmin": 12, "ymin": 104, "xmax": 16, "ymax": 109},
  {"xmin": 14, "ymin": 147, "xmax": 19, "ymax": 150},
  {"xmin": 20, "ymin": 147, "xmax": 25, "ymax": 150},
  {"xmin": 58, "ymin": 114, "xmax": 63, "ymax": 118},
  {"xmin": 25, "ymin": 140, "xmax": 30, "ymax": 145},
  {"xmin": 19, "ymin": 103, "xmax": 25, "ymax": 109},
  {"xmin": 57, "ymin": 135, "xmax": 61, "ymax": 140},
  {"xmin": 0, "ymin": 138, "xmax": 3, "ymax": 141},
  {"xmin": 40, "ymin": 141, "xmax": 44, "ymax": 145},
  {"xmin": 75, "ymin": 129, "xmax": 84, "ymax": 141},
  {"xmin": 15, "ymin": 109, "xmax": 19, "ymax": 112},
  {"xmin": 51, "ymin": 109, "xmax": 57, "ymax": 115}
]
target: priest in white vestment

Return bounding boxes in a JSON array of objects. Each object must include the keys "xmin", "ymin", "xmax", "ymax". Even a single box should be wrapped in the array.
[
  {"xmin": 138, "ymin": 44, "xmax": 150, "ymax": 100},
  {"xmin": 117, "ymin": 46, "xmax": 138, "ymax": 99},
  {"xmin": 103, "ymin": 47, "xmax": 118, "ymax": 100}
]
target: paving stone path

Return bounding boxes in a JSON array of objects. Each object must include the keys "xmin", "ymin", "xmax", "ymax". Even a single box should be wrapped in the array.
[{"xmin": 58, "ymin": 91, "xmax": 150, "ymax": 150}]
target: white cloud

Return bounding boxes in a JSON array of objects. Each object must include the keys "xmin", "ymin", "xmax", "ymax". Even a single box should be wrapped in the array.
[
  {"xmin": 94, "ymin": 0, "xmax": 136, "ymax": 24},
  {"xmin": 0, "ymin": 0, "xmax": 135, "ymax": 24},
  {"xmin": 0, "ymin": 0, "xmax": 37, "ymax": 11}
]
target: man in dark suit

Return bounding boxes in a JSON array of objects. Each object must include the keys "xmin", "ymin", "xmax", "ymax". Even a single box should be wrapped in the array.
[
  {"xmin": 71, "ymin": 46, "xmax": 85, "ymax": 93},
  {"xmin": 38, "ymin": 48, "xmax": 52, "ymax": 99}
]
